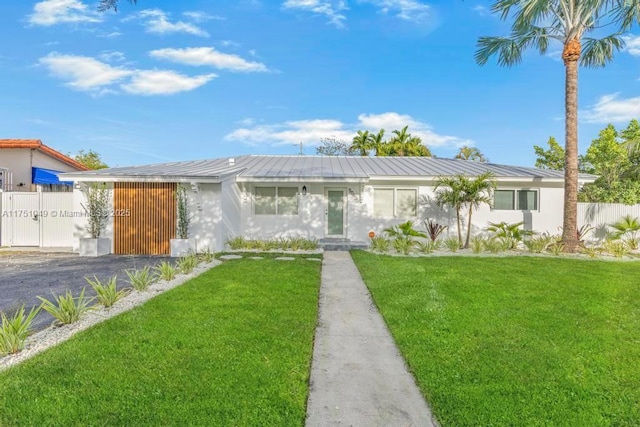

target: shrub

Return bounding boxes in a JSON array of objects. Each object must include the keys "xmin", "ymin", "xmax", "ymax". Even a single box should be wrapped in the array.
[
  {"xmin": 176, "ymin": 255, "xmax": 199, "ymax": 274},
  {"xmin": 604, "ymin": 240, "xmax": 630, "ymax": 258},
  {"xmin": 486, "ymin": 221, "xmax": 534, "ymax": 250},
  {"xmin": 393, "ymin": 237, "xmax": 415, "ymax": 255},
  {"xmin": 0, "ymin": 305, "xmax": 40, "ymax": 356},
  {"xmin": 155, "ymin": 261, "xmax": 178, "ymax": 281},
  {"xmin": 126, "ymin": 266, "xmax": 156, "ymax": 291},
  {"xmin": 443, "ymin": 237, "xmax": 461, "ymax": 252},
  {"xmin": 423, "ymin": 219, "xmax": 448, "ymax": 242},
  {"xmin": 85, "ymin": 275, "xmax": 127, "ymax": 308},
  {"xmin": 82, "ymin": 183, "xmax": 109, "ymax": 238},
  {"xmin": 289, "ymin": 237, "xmax": 306, "ymax": 251},
  {"xmin": 301, "ymin": 238, "xmax": 319, "ymax": 250},
  {"xmin": 470, "ymin": 236, "xmax": 485, "ymax": 254},
  {"xmin": 371, "ymin": 236, "xmax": 391, "ymax": 253},
  {"xmin": 226, "ymin": 236, "xmax": 246, "ymax": 250},
  {"xmin": 484, "ymin": 238, "xmax": 506, "ymax": 254},
  {"xmin": 384, "ymin": 221, "xmax": 427, "ymax": 240},
  {"xmin": 548, "ymin": 240, "xmax": 565, "ymax": 256},
  {"xmin": 38, "ymin": 288, "xmax": 94, "ymax": 325},
  {"xmin": 523, "ymin": 234, "xmax": 553, "ymax": 253},
  {"xmin": 416, "ymin": 240, "xmax": 437, "ymax": 254},
  {"xmin": 198, "ymin": 248, "xmax": 216, "ymax": 263},
  {"xmin": 176, "ymin": 185, "xmax": 191, "ymax": 240},
  {"xmin": 581, "ymin": 245, "xmax": 601, "ymax": 258}
]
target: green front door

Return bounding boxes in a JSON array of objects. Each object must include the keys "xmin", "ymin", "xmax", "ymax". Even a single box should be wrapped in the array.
[{"xmin": 327, "ymin": 190, "xmax": 345, "ymax": 236}]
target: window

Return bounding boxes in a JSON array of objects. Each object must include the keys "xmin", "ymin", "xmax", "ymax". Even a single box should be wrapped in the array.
[
  {"xmin": 373, "ymin": 188, "xmax": 417, "ymax": 218},
  {"xmin": 494, "ymin": 189, "xmax": 538, "ymax": 211},
  {"xmin": 254, "ymin": 186, "xmax": 299, "ymax": 215}
]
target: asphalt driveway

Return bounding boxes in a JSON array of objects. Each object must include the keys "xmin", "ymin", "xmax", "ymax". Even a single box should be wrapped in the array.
[{"xmin": 0, "ymin": 253, "xmax": 171, "ymax": 331}]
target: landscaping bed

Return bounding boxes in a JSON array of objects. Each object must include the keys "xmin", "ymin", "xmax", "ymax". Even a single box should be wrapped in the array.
[
  {"xmin": 0, "ymin": 257, "xmax": 321, "ymax": 426},
  {"xmin": 352, "ymin": 251, "xmax": 640, "ymax": 426}
]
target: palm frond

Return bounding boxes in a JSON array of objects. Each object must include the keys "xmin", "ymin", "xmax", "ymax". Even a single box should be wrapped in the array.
[
  {"xmin": 610, "ymin": 0, "xmax": 640, "ymax": 31},
  {"xmin": 98, "ymin": 0, "xmax": 136, "ymax": 12},
  {"xmin": 581, "ymin": 34, "xmax": 625, "ymax": 67},
  {"xmin": 475, "ymin": 36, "xmax": 524, "ymax": 67}
]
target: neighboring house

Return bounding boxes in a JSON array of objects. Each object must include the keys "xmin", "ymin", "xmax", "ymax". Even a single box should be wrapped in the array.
[
  {"xmin": 0, "ymin": 139, "xmax": 88, "ymax": 192},
  {"xmin": 61, "ymin": 155, "xmax": 597, "ymax": 255}
]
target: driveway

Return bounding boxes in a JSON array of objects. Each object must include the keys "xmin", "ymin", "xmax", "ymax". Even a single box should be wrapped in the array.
[{"xmin": 0, "ymin": 253, "xmax": 171, "ymax": 331}]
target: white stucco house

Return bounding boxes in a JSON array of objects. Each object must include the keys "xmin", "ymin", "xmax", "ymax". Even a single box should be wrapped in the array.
[{"xmin": 60, "ymin": 155, "xmax": 597, "ymax": 255}]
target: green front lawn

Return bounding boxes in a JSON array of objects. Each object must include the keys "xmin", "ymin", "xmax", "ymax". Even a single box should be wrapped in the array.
[
  {"xmin": 0, "ymin": 258, "xmax": 321, "ymax": 426},
  {"xmin": 351, "ymin": 252, "xmax": 640, "ymax": 426}
]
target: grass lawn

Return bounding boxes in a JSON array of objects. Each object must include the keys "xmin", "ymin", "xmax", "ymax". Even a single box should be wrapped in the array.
[
  {"xmin": 351, "ymin": 251, "xmax": 640, "ymax": 426},
  {"xmin": 0, "ymin": 258, "xmax": 321, "ymax": 426}
]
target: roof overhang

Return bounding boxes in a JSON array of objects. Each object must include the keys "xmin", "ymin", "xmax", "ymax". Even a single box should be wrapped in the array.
[
  {"xmin": 235, "ymin": 176, "xmax": 370, "ymax": 183},
  {"xmin": 58, "ymin": 174, "xmax": 230, "ymax": 184}
]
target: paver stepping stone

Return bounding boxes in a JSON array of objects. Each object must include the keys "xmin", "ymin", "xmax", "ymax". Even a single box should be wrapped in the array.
[
  {"xmin": 275, "ymin": 257, "xmax": 296, "ymax": 261},
  {"xmin": 306, "ymin": 258, "xmax": 322, "ymax": 262},
  {"xmin": 248, "ymin": 256, "xmax": 264, "ymax": 260},
  {"xmin": 220, "ymin": 254, "xmax": 243, "ymax": 260}
]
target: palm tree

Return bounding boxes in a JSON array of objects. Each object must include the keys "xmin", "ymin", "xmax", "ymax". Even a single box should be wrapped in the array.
[
  {"xmin": 455, "ymin": 146, "xmax": 487, "ymax": 162},
  {"xmin": 351, "ymin": 130, "xmax": 372, "ymax": 156},
  {"xmin": 98, "ymin": 0, "xmax": 136, "ymax": 12},
  {"xmin": 370, "ymin": 129, "xmax": 386, "ymax": 156},
  {"xmin": 475, "ymin": 0, "xmax": 640, "ymax": 252},
  {"xmin": 434, "ymin": 175, "xmax": 467, "ymax": 247},
  {"xmin": 461, "ymin": 172, "xmax": 496, "ymax": 248}
]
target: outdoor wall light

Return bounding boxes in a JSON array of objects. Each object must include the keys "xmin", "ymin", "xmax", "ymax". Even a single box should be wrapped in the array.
[{"xmin": 302, "ymin": 185, "xmax": 307, "ymax": 196}]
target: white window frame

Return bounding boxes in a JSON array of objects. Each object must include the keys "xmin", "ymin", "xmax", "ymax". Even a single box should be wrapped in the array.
[
  {"xmin": 373, "ymin": 187, "xmax": 418, "ymax": 218},
  {"xmin": 253, "ymin": 186, "xmax": 299, "ymax": 216},
  {"xmin": 493, "ymin": 188, "xmax": 540, "ymax": 212}
]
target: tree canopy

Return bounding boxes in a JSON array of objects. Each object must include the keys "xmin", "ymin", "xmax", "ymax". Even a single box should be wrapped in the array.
[
  {"xmin": 455, "ymin": 146, "xmax": 487, "ymax": 162},
  {"xmin": 74, "ymin": 149, "xmax": 108, "ymax": 170}
]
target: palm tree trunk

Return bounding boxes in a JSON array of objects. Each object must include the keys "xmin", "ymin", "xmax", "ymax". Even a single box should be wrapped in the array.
[
  {"xmin": 456, "ymin": 207, "xmax": 463, "ymax": 247},
  {"xmin": 562, "ymin": 38, "xmax": 580, "ymax": 252},
  {"xmin": 465, "ymin": 206, "xmax": 473, "ymax": 248}
]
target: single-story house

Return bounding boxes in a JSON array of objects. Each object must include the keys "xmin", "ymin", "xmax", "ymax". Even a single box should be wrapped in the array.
[
  {"xmin": 0, "ymin": 139, "xmax": 88, "ymax": 192},
  {"xmin": 60, "ymin": 155, "xmax": 597, "ymax": 255}
]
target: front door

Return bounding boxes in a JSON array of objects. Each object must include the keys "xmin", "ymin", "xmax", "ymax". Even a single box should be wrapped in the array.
[{"xmin": 325, "ymin": 189, "xmax": 346, "ymax": 237}]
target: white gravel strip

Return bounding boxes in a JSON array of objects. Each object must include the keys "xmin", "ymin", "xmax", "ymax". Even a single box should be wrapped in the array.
[{"xmin": 0, "ymin": 260, "xmax": 221, "ymax": 372}]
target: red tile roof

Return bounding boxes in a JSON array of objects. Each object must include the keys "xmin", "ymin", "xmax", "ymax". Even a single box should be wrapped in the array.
[{"xmin": 0, "ymin": 139, "xmax": 89, "ymax": 171}]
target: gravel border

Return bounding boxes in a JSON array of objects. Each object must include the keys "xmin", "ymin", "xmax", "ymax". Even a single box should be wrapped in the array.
[{"xmin": 0, "ymin": 260, "xmax": 221, "ymax": 372}]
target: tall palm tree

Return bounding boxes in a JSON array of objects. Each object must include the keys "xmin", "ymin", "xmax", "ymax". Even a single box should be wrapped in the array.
[
  {"xmin": 434, "ymin": 175, "xmax": 467, "ymax": 247},
  {"xmin": 351, "ymin": 130, "xmax": 372, "ymax": 156},
  {"xmin": 475, "ymin": 0, "xmax": 640, "ymax": 252},
  {"xmin": 461, "ymin": 172, "xmax": 496, "ymax": 248},
  {"xmin": 455, "ymin": 146, "xmax": 487, "ymax": 162},
  {"xmin": 98, "ymin": 0, "xmax": 136, "ymax": 12},
  {"xmin": 370, "ymin": 129, "xmax": 386, "ymax": 156}
]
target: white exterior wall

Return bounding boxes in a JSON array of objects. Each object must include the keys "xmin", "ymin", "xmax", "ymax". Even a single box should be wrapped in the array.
[
  {"xmin": 0, "ymin": 148, "xmax": 80, "ymax": 191},
  {"xmin": 188, "ymin": 183, "xmax": 222, "ymax": 252},
  {"xmin": 578, "ymin": 203, "xmax": 640, "ymax": 242},
  {"xmin": 236, "ymin": 179, "xmax": 568, "ymax": 243},
  {"xmin": 71, "ymin": 183, "xmax": 115, "ymax": 252}
]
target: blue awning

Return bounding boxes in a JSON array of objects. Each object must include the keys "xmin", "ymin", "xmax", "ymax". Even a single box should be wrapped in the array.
[{"xmin": 32, "ymin": 167, "xmax": 73, "ymax": 186}]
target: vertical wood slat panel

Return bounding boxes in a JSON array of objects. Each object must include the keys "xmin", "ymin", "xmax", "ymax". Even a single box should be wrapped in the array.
[{"xmin": 114, "ymin": 182, "xmax": 176, "ymax": 255}]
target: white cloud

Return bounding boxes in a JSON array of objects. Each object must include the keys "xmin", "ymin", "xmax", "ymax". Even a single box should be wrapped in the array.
[
  {"xmin": 182, "ymin": 11, "xmax": 225, "ymax": 22},
  {"xmin": 623, "ymin": 34, "xmax": 640, "ymax": 56},
  {"xmin": 121, "ymin": 70, "xmax": 217, "ymax": 95},
  {"xmin": 39, "ymin": 52, "xmax": 216, "ymax": 96},
  {"xmin": 29, "ymin": 0, "xmax": 101, "ymax": 26},
  {"xmin": 282, "ymin": 0, "xmax": 348, "ymax": 28},
  {"xmin": 39, "ymin": 53, "xmax": 131, "ymax": 92},
  {"xmin": 149, "ymin": 47, "xmax": 269, "ymax": 72},
  {"xmin": 582, "ymin": 93, "xmax": 640, "ymax": 123},
  {"xmin": 360, "ymin": 0, "xmax": 430, "ymax": 22},
  {"xmin": 131, "ymin": 9, "xmax": 209, "ymax": 37},
  {"xmin": 99, "ymin": 51, "xmax": 126, "ymax": 62},
  {"xmin": 472, "ymin": 5, "xmax": 489, "ymax": 16},
  {"xmin": 225, "ymin": 112, "xmax": 472, "ymax": 148}
]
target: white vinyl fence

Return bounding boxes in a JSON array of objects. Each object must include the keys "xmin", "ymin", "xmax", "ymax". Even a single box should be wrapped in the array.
[
  {"xmin": 0, "ymin": 191, "xmax": 74, "ymax": 248},
  {"xmin": 578, "ymin": 202, "xmax": 640, "ymax": 241}
]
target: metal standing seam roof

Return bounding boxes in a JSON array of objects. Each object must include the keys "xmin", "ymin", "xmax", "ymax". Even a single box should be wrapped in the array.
[{"xmin": 60, "ymin": 155, "xmax": 598, "ymax": 181}]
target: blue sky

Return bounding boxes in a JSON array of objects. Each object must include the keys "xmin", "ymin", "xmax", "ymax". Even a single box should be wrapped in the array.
[{"xmin": 1, "ymin": 0, "xmax": 640, "ymax": 168}]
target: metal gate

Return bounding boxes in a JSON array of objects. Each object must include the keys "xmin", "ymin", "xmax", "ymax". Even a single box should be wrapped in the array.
[{"xmin": 0, "ymin": 192, "xmax": 74, "ymax": 247}]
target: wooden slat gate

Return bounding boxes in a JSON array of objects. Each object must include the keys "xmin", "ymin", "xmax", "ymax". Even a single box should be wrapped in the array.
[{"xmin": 114, "ymin": 183, "xmax": 176, "ymax": 255}]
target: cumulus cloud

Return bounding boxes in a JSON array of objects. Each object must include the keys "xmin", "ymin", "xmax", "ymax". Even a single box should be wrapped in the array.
[
  {"xmin": 623, "ymin": 34, "xmax": 640, "ymax": 56},
  {"xmin": 225, "ymin": 112, "xmax": 472, "ymax": 148},
  {"xmin": 282, "ymin": 0, "xmax": 348, "ymax": 28},
  {"xmin": 182, "ymin": 11, "xmax": 225, "ymax": 22},
  {"xmin": 360, "ymin": 0, "xmax": 431, "ymax": 22},
  {"xmin": 129, "ymin": 9, "xmax": 209, "ymax": 37},
  {"xmin": 29, "ymin": 0, "xmax": 101, "ymax": 26},
  {"xmin": 582, "ymin": 93, "xmax": 640, "ymax": 123},
  {"xmin": 39, "ymin": 52, "xmax": 216, "ymax": 96},
  {"xmin": 149, "ymin": 47, "xmax": 269, "ymax": 72}
]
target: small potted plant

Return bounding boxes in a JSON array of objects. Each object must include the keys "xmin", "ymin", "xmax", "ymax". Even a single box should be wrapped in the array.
[
  {"xmin": 79, "ymin": 183, "xmax": 111, "ymax": 257},
  {"xmin": 170, "ymin": 185, "xmax": 196, "ymax": 257}
]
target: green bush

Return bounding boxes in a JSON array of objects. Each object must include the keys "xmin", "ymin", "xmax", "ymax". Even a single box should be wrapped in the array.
[
  {"xmin": 371, "ymin": 236, "xmax": 391, "ymax": 253},
  {"xmin": 523, "ymin": 234, "xmax": 553, "ymax": 253},
  {"xmin": 0, "ymin": 305, "xmax": 40, "ymax": 356},
  {"xmin": 548, "ymin": 240, "xmax": 565, "ymax": 256},
  {"xmin": 38, "ymin": 288, "xmax": 94, "ymax": 326},
  {"xmin": 470, "ymin": 236, "xmax": 485, "ymax": 254},
  {"xmin": 483, "ymin": 238, "xmax": 506, "ymax": 254},
  {"xmin": 198, "ymin": 249, "xmax": 216, "ymax": 263},
  {"xmin": 416, "ymin": 240, "xmax": 438, "ymax": 254},
  {"xmin": 155, "ymin": 261, "xmax": 178, "ymax": 281},
  {"xmin": 443, "ymin": 237, "xmax": 461, "ymax": 252},
  {"xmin": 486, "ymin": 221, "xmax": 534, "ymax": 250},
  {"xmin": 604, "ymin": 240, "xmax": 630, "ymax": 258},
  {"xmin": 85, "ymin": 275, "xmax": 127, "ymax": 308},
  {"xmin": 176, "ymin": 255, "xmax": 199, "ymax": 275},
  {"xmin": 581, "ymin": 245, "xmax": 601, "ymax": 258},
  {"xmin": 126, "ymin": 266, "xmax": 156, "ymax": 291},
  {"xmin": 226, "ymin": 236, "xmax": 246, "ymax": 250},
  {"xmin": 393, "ymin": 237, "xmax": 415, "ymax": 255}
]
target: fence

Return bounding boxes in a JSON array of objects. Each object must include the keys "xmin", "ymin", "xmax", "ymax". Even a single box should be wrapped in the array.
[
  {"xmin": 578, "ymin": 203, "xmax": 640, "ymax": 241},
  {"xmin": 0, "ymin": 191, "xmax": 74, "ymax": 247}
]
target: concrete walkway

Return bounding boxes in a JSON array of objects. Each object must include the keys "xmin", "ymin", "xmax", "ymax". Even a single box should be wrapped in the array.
[{"xmin": 306, "ymin": 251, "xmax": 437, "ymax": 427}]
